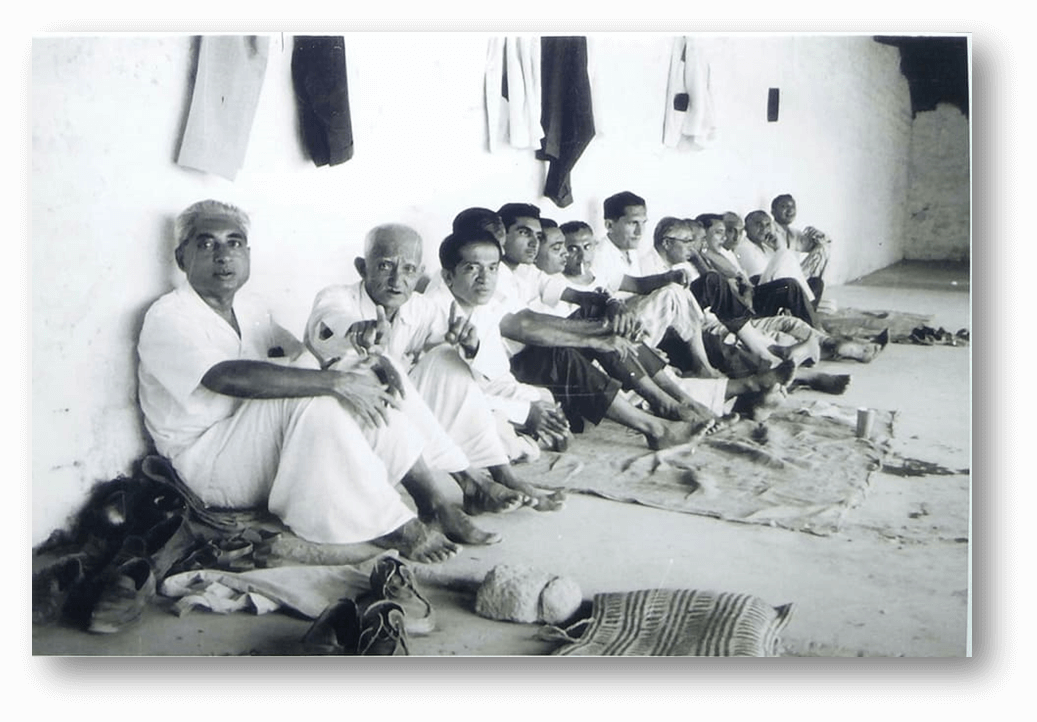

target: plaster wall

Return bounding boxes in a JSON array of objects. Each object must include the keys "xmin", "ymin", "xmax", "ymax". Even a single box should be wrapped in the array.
[{"xmin": 32, "ymin": 33, "xmax": 915, "ymax": 544}]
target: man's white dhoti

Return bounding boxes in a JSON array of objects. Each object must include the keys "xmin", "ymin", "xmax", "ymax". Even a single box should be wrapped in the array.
[{"xmin": 172, "ymin": 395, "xmax": 420, "ymax": 545}]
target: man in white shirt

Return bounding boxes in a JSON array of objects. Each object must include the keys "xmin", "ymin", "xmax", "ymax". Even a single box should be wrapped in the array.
[
  {"xmin": 138, "ymin": 200, "xmax": 480, "ymax": 564},
  {"xmin": 770, "ymin": 194, "xmax": 830, "ymax": 300},
  {"xmin": 305, "ymin": 222, "xmax": 541, "ymax": 516},
  {"xmin": 433, "ymin": 224, "xmax": 728, "ymax": 452},
  {"xmin": 724, "ymin": 210, "xmax": 819, "ymax": 327},
  {"xmin": 596, "ymin": 191, "xmax": 784, "ymax": 373}
]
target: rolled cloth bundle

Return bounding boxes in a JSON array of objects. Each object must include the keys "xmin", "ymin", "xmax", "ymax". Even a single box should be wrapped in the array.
[{"xmin": 474, "ymin": 563, "xmax": 582, "ymax": 624}]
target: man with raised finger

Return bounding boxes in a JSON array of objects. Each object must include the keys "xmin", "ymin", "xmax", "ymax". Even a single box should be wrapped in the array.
[{"xmin": 306, "ymin": 222, "xmax": 543, "ymax": 515}]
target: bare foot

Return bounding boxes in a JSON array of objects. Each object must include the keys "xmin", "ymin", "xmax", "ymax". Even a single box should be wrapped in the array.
[
  {"xmin": 462, "ymin": 480, "xmax": 525, "ymax": 515},
  {"xmin": 834, "ymin": 339, "xmax": 882, "ymax": 363},
  {"xmin": 647, "ymin": 419, "xmax": 704, "ymax": 451},
  {"xmin": 528, "ymin": 489, "xmax": 566, "ymax": 512},
  {"xmin": 433, "ymin": 504, "xmax": 501, "ymax": 546},
  {"xmin": 373, "ymin": 518, "xmax": 460, "ymax": 564},
  {"xmin": 455, "ymin": 470, "xmax": 524, "ymax": 515},
  {"xmin": 489, "ymin": 465, "xmax": 565, "ymax": 512},
  {"xmin": 793, "ymin": 371, "xmax": 851, "ymax": 395}
]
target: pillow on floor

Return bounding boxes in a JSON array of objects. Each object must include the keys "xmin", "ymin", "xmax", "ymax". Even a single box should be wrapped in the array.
[{"xmin": 548, "ymin": 588, "xmax": 794, "ymax": 657}]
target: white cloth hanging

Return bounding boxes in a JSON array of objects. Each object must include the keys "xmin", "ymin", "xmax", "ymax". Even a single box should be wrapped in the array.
[
  {"xmin": 662, "ymin": 36, "xmax": 716, "ymax": 150},
  {"xmin": 485, "ymin": 36, "xmax": 542, "ymax": 151}
]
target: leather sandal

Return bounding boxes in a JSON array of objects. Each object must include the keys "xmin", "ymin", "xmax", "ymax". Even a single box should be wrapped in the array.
[
  {"xmin": 87, "ymin": 557, "xmax": 156, "ymax": 634},
  {"xmin": 357, "ymin": 599, "xmax": 409, "ymax": 656},
  {"xmin": 363, "ymin": 556, "xmax": 436, "ymax": 635},
  {"xmin": 301, "ymin": 597, "xmax": 362, "ymax": 655}
]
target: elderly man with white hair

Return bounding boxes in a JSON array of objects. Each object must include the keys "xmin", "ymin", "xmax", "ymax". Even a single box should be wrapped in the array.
[
  {"xmin": 137, "ymin": 200, "xmax": 496, "ymax": 564},
  {"xmin": 305, "ymin": 221, "xmax": 560, "ymax": 513}
]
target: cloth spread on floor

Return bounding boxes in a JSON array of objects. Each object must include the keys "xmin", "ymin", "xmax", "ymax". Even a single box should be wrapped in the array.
[
  {"xmin": 544, "ymin": 588, "xmax": 794, "ymax": 656},
  {"xmin": 522, "ymin": 400, "xmax": 893, "ymax": 536},
  {"xmin": 160, "ymin": 554, "xmax": 394, "ymax": 619},
  {"xmin": 292, "ymin": 36, "xmax": 354, "ymax": 167},
  {"xmin": 177, "ymin": 35, "xmax": 270, "ymax": 180},
  {"xmin": 662, "ymin": 36, "xmax": 716, "ymax": 149},
  {"xmin": 536, "ymin": 36, "xmax": 595, "ymax": 208},
  {"xmin": 818, "ymin": 307, "xmax": 935, "ymax": 343}
]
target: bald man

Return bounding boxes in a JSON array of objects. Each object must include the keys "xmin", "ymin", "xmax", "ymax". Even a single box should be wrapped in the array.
[{"xmin": 305, "ymin": 223, "xmax": 563, "ymax": 513}]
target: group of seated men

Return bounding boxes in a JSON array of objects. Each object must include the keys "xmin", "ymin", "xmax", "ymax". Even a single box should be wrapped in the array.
[{"xmin": 137, "ymin": 192, "xmax": 883, "ymax": 564}]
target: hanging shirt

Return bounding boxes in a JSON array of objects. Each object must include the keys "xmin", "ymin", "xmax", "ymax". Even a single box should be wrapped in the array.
[{"xmin": 663, "ymin": 36, "xmax": 716, "ymax": 150}]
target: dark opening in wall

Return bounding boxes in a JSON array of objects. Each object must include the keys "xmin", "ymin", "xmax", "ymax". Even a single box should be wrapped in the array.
[{"xmin": 873, "ymin": 35, "xmax": 969, "ymax": 117}]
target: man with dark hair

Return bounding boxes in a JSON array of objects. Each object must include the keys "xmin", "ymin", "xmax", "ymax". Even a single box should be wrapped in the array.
[
  {"xmin": 139, "ymin": 201, "xmax": 483, "ymax": 564},
  {"xmin": 597, "ymin": 191, "xmax": 784, "ymax": 373},
  {"xmin": 426, "ymin": 227, "xmax": 732, "ymax": 453},
  {"xmin": 770, "ymin": 193, "xmax": 829, "ymax": 300}
]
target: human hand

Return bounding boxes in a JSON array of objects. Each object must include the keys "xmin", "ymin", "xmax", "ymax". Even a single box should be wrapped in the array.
[
  {"xmin": 604, "ymin": 300, "xmax": 644, "ymax": 341},
  {"xmin": 525, "ymin": 400, "xmax": 570, "ymax": 443},
  {"xmin": 446, "ymin": 301, "xmax": 479, "ymax": 357},
  {"xmin": 345, "ymin": 305, "xmax": 391, "ymax": 355},
  {"xmin": 598, "ymin": 333, "xmax": 640, "ymax": 362},
  {"xmin": 328, "ymin": 362, "xmax": 402, "ymax": 428},
  {"xmin": 667, "ymin": 267, "xmax": 690, "ymax": 287}
]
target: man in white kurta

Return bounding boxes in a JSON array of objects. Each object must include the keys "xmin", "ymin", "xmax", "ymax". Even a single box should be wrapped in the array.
[
  {"xmin": 137, "ymin": 200, "xmax": 482, "ymax": 562},
  {"xmin": 305, "ymin": 224, "xmax": 538, "ymax": 512}
]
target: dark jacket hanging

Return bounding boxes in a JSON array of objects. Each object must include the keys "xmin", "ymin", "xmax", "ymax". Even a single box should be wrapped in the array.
[
  {"xmin": 291, "ymin": 36, "xmax": 354, "ymax": 167},
  {"xmin": 536, "ymin": 36, "xmax": 595, "ymax": 208}
]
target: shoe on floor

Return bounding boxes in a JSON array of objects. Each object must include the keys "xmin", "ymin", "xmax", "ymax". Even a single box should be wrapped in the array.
[
  {"xmin": 87, "ymin": 557, "xmax": 156, "ymax": 634},
  {"xmin": 32, "ymin": 555, "xmax": 85, "ymax": 625},
  {"xmin": 363, "ymin": 556, "xmax": 436, "ymax": 635},
  {"xmin": 357, "ymin": 599, "xmax": 409, "ymax": 656},
  {"xmin": 301, "ymin": 597, "xmax": 362, "ymax": 655}
]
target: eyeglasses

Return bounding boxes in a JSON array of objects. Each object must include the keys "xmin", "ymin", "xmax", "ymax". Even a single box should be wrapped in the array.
[{"xmin": 662, "ymin": 236, "xmax": 697, "ymax": 245}]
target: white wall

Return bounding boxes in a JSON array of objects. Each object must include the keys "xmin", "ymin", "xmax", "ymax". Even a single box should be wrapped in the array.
[
  {"xmin": 32, "ymin": 33, "xmax": 917, "ymax": 545},
  {"xmin": 904, "ymin": 103, "xmax": 971, "ymax": 261}
]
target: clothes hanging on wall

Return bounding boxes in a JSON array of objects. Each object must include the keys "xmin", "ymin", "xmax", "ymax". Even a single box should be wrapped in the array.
[
  {"xmin": 536, "ymin": 36, "xmax": 595, "ymax": 208},
  {"xmin": 662, "ymin": 36, "xmax": 716, "ymax": 150},
  {"xmin": 291, "ymin": 36, "xmax": 355, "ymax": 167},
  {"xmin": 484, "ymin": 36, "xmax": 542, "ymax": 152},
  {"xmin": 177, "ymin": 36, "xmax": 270, "ymax": 181}
]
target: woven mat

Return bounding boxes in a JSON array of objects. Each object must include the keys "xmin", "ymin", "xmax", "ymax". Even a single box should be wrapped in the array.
[
  {"xmin": 818, "ymin": 307, "xmax": 933, "ymax": 343},
  {"xmin": 524, "ymin": 400, "xmax": 894, "ymax": 536}
]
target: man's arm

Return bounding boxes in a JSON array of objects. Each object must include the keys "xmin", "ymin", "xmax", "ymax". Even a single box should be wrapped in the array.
[
  {"xmin": 559, "ymin": 286, "xmax": 641, "ymax": 339},
  {"xmin": 201, "ymin": 357, "xmax": 402, "ymax": 429},
  {"xmin": 499, "ymin": 309, "xmax": 639, "ymax": 359},
  {"xmin": 617, "ymin": 268, "xmax": 688, "ymax": 296}
]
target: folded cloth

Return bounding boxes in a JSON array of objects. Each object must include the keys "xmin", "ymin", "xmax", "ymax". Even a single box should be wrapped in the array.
[{"xmin": 160, "ymin": 554, "xmax": 395, "ymax": 619}]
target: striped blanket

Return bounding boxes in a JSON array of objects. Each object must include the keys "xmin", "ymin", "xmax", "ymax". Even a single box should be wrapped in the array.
[{"xmin": 549, "ymin": 588, "xmax": 794, "ymax": 656}]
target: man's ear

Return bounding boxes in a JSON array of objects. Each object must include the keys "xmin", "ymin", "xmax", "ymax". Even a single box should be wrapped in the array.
[
  {"xmin": 440, "ymin": 266, "xmax": 454, "ymax": 288},
  {"xmin": 174, "ymin": 243, "xmax": 186, "ymax": 271},
  {"xmin": 354, "ymin": 257, "xmax": 366, "ymax": 278},
  {"xmin": 604, "ymin": 219, "xmax": 614, "ymax": 233}
]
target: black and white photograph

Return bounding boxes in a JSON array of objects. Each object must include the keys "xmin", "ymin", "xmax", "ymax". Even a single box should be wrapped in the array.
[{"xmin": 30, "ymin": 30, "xmax": 974, "ymax": 662}]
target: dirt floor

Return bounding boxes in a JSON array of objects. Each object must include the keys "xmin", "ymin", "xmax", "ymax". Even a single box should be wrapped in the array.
[{"xmin": 31, "ymin": 260, "xmax": 971, "ymax": 657}]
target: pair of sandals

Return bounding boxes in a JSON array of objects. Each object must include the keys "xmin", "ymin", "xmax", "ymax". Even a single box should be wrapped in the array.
[
  {"xmin": 301, "ymin": 556, "xmax": 434, "ymax": 656},
  {"xmin": 909, "ymin": 325, "xmax": 969, "ymax": 346},
  {"xmin": 167, "ymin": 528, "xmax": 281, "ymax": 576}
]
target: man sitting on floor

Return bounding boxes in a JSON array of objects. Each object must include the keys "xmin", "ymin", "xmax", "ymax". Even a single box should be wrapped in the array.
[
  {"xmin": 137, "ymin": 200, "xmax": 494, "ymax": 564},
  {"xmin": 537, "ymin": 218, "xmax": 792, "ymax": 422},
  {"xmin": 637, "ymin": 214, "xmax": 855, "ymax": 393},
  {"xmin": 597, "ymin": 191, "xmax": 786, "ymax": 373},
  {"xmin": 422, "ymin": 224, "xmax": 751, "ymax": 451},
  {"xmin": 305, "ymin": 222, "xmax": 556, "ymax": 514},
  {"xmin": 770, "ymin": 193, "xmax": 830, "ymax": 302}
]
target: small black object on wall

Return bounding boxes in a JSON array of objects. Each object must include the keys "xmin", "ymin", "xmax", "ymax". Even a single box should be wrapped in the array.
[{"xmin": 767, "ymin": 88, "xmax": 780, "ymax": 122}]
